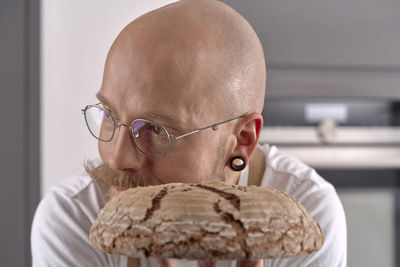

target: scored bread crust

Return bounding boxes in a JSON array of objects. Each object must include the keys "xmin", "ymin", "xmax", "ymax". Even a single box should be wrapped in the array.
[{"xmin": 89, "ymin": 180, "xmax": 323, "ymax": 260}]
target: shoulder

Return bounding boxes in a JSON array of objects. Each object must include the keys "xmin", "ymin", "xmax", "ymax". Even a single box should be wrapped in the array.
[
  {"xmin": 31, "ymin": 159, "xmax": 124, "ymax": 267},
  {"xmin": 259, "ymin": 144, "xmax": 335, "ymax": 198},
  {"xmin": 258, "ymin": 144, "xmax": 347, "ymax": 266},
  {"xmin": 34, "ymin": 161, "xmax": 104, "ymax": 226}
]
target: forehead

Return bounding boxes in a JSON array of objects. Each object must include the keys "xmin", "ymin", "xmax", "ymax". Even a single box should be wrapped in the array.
[{"xmin": 99, "ymin": 41, "xmax": 223, "ymax": 128}]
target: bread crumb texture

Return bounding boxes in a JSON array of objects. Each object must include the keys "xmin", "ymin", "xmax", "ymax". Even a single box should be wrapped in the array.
[{"xmin": 89, "ymin": 180, "xmax": 323, "ymax": 260}]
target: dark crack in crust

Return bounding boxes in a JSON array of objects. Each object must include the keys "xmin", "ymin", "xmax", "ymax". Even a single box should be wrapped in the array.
[
  {"xmin": 141, "ymin": 187, "xmax": 168, "ymax": 222},
  {"xmin": 195, "ymin": 184, "xmax": 240, "ymax": 210},
  {"xmin": 213, "ymin": 201, "xmax": 249, "ymax": 258}
]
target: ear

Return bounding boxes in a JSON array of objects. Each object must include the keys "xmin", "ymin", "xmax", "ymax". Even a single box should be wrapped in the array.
[{"xmin": 230, "ymin": 112, "xmax": 263, "ymax": 164}]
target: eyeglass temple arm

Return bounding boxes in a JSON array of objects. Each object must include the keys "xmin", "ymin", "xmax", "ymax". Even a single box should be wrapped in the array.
[{"xmin": 172, "ymin": 115, "xmax": 245, "ymax": 140}]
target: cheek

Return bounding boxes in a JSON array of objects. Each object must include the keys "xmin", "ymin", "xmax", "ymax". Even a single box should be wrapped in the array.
[
  {"xmin": 155, "ymin": 137, "xmax": 223, "ymax": 183},
  {"xmin": 155, "ymin": 155, "xmax": 207, "ymax": 184}
]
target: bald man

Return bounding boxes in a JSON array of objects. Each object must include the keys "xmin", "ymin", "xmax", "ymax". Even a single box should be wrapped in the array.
[{"xmin": 31, "ymin": 0, "xmax": 346, "ymax": 266}]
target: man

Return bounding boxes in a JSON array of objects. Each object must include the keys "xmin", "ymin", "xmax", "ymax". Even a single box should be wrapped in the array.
[{"xmin": 31, "ymin": 0, "xmax": 347, "ymax": 266}]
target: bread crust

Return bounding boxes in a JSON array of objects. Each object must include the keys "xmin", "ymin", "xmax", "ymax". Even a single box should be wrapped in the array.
[{"xmin": 89, "ymin": 180, "xmax": 323, "ymax": 260}]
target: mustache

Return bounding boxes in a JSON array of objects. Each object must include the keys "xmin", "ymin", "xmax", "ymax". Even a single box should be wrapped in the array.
[{"xmin": 85, "ymin": 161, "xmax": 160, "ymax": 192}]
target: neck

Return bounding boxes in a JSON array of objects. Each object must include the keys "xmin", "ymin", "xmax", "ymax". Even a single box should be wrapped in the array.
[{"xmin": 248, "ymin": 147, "xmax": 266, "ymax": 186}]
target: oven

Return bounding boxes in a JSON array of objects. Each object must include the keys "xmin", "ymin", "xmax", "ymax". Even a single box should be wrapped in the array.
[{"xmin": 260, "ymin": 99, "xmax": 400, "ymax": 267}]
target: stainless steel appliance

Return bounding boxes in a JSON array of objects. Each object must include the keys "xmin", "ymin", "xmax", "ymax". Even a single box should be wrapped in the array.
[{"xmin": 260, "ymin": 99, "xmax": 400, "ymax": 267}]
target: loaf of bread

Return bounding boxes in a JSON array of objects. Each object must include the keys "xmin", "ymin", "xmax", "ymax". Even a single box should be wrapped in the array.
[{"xmin": 89, "ymin": 180, "xmax": 323, "ymax": 260}]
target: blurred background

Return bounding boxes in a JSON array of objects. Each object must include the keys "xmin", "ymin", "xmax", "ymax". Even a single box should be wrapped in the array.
[{"xmin": 1, "ymin": 0, "xmax": 400, "ymax": 266}]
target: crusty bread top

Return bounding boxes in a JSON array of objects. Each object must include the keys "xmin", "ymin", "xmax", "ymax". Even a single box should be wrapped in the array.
[{"xmin": 90, "ymin": 180, "xmax": 323, "ymax": 260}]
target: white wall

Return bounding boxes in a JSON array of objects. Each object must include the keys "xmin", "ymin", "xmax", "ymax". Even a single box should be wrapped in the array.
[{"xmin": 41, "ymin": 0, "xmax": 177, "ymax": 196}]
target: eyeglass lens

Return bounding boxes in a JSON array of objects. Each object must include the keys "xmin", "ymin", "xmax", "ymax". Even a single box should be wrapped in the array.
[
  {"xmin": 84, "ymin": 105, "xmax": 169, "ymax": 157},
  {"xmin": 85, "ymin": 106, "xmax": 114, "ymax": 141},
  {"xmin": 131, "ymin": 120, "xmax": 169, "ymax": 156}
]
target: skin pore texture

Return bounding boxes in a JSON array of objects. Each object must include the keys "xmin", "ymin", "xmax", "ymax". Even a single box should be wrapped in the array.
[{"xmin": 86, "ymin": 0, "xmax": 266, "ymax": 266}]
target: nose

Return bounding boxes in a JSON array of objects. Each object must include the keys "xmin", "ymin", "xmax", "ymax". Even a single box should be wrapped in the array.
[{"xmin": 107, "ymin": 124, "xmax": 146, "ymax": 172}]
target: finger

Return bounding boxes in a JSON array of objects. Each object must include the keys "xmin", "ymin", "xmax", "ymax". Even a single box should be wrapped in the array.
[
  {"xmin": 197, "ymin": 260, "xmax": 217, "ymax": 267},
  {"xmin": 154, "ymin": 258, "xmax": 177, "ymax": 267},
  {"xmin": 236, "ymin": 259, "xmax": 263, "ymax": 267}
]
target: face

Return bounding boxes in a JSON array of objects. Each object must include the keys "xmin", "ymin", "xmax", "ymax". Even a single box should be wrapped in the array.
[{"xmin": 93, "ymin": 33, "xmax": 233, "ymax": 194}]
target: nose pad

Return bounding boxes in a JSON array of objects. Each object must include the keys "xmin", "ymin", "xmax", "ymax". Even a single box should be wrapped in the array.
[{"xmin": 132, "ymin": 129, "xmax": 140, "ymax": 139}]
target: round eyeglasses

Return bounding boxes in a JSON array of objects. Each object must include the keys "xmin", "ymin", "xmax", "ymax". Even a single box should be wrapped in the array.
[{"xmin": 82, "ymin": 104, "xmax": 244, "ymax": 158}]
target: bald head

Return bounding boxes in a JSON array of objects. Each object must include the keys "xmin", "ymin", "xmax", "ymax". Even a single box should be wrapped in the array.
[{"xmin": 102, "ymin": 0, "xmax": 266, "ymax": 121}]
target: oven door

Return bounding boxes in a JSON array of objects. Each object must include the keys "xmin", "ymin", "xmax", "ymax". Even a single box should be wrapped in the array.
[{"xmin": 260, "ymin": 126, "xmax": 400, "ymax": 267}]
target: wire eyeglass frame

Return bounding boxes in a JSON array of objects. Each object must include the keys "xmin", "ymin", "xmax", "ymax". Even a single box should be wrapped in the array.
[{"xmin": 82, "ymin": 104, "xmax": 244, "ymax": 158}]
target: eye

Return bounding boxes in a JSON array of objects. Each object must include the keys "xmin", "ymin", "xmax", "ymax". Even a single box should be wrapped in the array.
[
  {"xmin": 104, "ymin": 111, "xmax": 112, "ymax": 119},
  {"xmin": 131, "ymin": 120, "xmax": 167, "ymax": 140},
  {"xmin": 96, "ymin": 104, "xmax": 113, "ymax": 119},
  {"xmin": 150, "ymin": 124, "xmax": 162, "ymax": 135}
]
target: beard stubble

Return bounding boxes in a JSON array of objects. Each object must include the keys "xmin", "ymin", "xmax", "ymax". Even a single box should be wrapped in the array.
[{"xmin": 85, "ymin": 137, "xmax": 228, "ymax": 200}]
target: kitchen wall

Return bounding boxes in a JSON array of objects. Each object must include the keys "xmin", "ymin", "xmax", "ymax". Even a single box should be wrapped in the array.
[{"xmin": 41, "ymin": 0, "xmax": 177, "ymax": 195}]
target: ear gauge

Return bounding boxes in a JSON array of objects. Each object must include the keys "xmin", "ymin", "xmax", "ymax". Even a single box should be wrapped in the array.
[{"xmin": 229, "ymin": 155, "xmax": 246, "ymax": 171}]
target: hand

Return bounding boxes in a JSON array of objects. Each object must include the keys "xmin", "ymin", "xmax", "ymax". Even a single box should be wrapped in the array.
[{"xmin": 154, "ymin": 258, "xmax": 263, "ymax": 267}]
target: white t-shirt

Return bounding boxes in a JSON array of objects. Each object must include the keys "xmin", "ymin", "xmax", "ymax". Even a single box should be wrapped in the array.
[{"xmin": 31, "ymin": 144, "xmax": 347, "ymax": 267}]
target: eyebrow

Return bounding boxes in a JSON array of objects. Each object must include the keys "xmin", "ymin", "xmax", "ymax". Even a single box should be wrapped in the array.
[
  {"xmin": 96, "ymin": 92, "xmax": 116, "ymax": 111},
  {"xmin": 95, "ymin": 92, "xmax": 185, "ymax": 130},
  {"xmin": 147, "ymin": 112, "xmax": 186, "ymax": 131}
]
